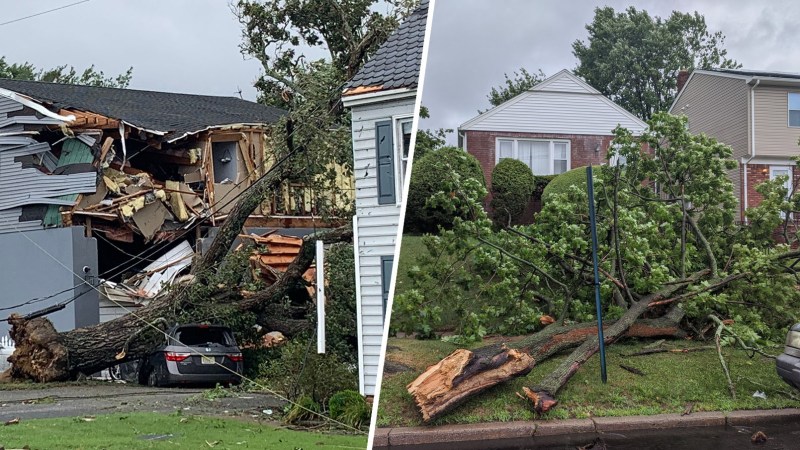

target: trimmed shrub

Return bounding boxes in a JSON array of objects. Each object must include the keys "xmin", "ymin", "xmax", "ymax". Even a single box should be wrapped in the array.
[
  {"xmin": 533, "ymin": 175, "xmax": 557, "ymax": 199},
  {"xmin": 328, "ymin": 390, "xmax": 370, "ymax": 428},
  {"xmin": 490, "ymin": 158, "xmax": 535, "ymax": 225},
  {"xmin": 541, "ymin": 166, "xmax": 600, "ymax": 205},
  {"xmin": 404, "ymin": 146, "xmax": 485, "ymax": 233}
]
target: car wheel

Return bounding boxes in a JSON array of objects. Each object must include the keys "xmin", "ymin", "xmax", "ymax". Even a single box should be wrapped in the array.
[
  {"xmin": 137, "ymin": 364, "xmax": 150, "ymax": 386},
  {"xmin": 147, "ymin": 366, "xmax": 160, "ymax": 387}
]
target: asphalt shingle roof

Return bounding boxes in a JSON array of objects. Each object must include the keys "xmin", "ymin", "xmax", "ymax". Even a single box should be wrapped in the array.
[
  {"xmin": 0, "ymin": 78, "xmax": 285, "ymax": 142},
  {"xmin": 344, "ymin": 0, "xmax": 428, "ymax": 93},
  {"xmin": 712, "ymin": 68, "xmax": 800, "ymax": 81}
]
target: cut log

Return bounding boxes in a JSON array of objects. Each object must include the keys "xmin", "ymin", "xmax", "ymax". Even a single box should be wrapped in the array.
[{"xmin": 407, "ymin": 345, "xmax": 534, "ymax": 422}]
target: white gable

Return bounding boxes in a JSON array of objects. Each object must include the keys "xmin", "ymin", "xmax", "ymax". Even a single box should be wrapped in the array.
[
  {"xmin": 530, "ymin": 69, "xmax": 600, "ymax": 94},
  {"xmin": 460, "ymin": 70, "xmax": 647, "ymax": 136}
]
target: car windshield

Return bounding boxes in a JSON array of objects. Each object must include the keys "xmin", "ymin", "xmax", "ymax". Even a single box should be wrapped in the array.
[{"xmin": 174, "ymin": 327, "xmax": 231, "ymax": 346}]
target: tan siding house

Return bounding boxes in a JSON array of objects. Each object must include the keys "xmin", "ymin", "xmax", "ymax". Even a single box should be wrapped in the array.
[
  {"xmin": 754, "ymin": 86, "xmax": 800, "ymax": 157},
  {"xmin": 670, "ymin": 69, "xmax": 800, "ymax": 219}
]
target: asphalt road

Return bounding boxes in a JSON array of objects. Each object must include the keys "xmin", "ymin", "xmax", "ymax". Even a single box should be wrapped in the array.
[{"xmin": 0, "ymin": 383, "xmax": 284, "ymax": 421}]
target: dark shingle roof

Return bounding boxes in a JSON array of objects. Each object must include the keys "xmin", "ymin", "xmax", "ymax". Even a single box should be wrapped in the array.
[
  {"xmin": 0, "ymin": 78, "xmax": 285, "ymax": 141},
  {"xmin": 711, "ymin": 68, "xmax": 800, "ymax": 81},
  {"xmin": 344, "ymin": 0, "xmax": 428, "ymax": 93}
]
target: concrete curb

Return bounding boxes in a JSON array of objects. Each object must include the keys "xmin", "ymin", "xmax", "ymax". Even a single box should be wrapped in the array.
[{"xmin": 373, "ymin": 409, "xmax": 800, "ymax": 449}]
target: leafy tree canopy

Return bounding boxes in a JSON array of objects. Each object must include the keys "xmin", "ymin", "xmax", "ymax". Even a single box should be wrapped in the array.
[
  {"xmin": 394, "ymin": 113, "xmax": 800, "ymax": 349},
  {"xmin": 235, "ymin": 0, "xmax": 417, "ymax": 110},
  {"xmin": 573, "ymin": 7, "xmax": 739, "ymax": 120},
  {"xmin": 235, "ymin": 1, "xmax": 419, "ymax": 216},
  {"xmin": 0, "ymin": 57, "xmax": 133, "ymax": 88},
  {"xmin": 484, "ymin": 67, "xmax": 545, "ymax": 111}
]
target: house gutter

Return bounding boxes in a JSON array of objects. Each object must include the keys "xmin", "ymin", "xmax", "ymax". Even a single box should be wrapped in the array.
[{"xmin": 743, "ymin": 78, "xmax": 760, "ymax": 219}]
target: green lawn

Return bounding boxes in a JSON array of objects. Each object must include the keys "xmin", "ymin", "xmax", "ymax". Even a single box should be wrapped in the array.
[
  {"xmin": 394, "ymin": 234, "xmax": 428, "ymax": 297},
  {"xmin": 378, "ymin": 337, "xmax": 800, "ymax": 427},
  {"xmin": 0, "ymin": 413, "xmax": 367, "ymax": 450}
]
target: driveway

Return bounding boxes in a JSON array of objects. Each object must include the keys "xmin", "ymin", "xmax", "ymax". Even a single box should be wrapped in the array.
[{"xmin": 0, "ymin": 383, "xmax": 284, "ymax": 421}]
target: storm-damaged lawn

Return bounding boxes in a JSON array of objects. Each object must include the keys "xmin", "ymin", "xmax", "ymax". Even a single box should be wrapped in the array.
[
  {"xmin": 378, "ymin": 337, "xmax": 799, "ymax": 427},
  {"xmin": 0, "ymin": 412, "xmax": 367, "ymax": 450}
]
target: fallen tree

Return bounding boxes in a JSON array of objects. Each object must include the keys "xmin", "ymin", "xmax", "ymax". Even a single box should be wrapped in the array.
[
  {"xmin": 407, "ymin": 308, "xmax": 688, "ymax": 421},
  {"xmin": 2, "ymin": 152, "xmax": 352, "ymax": 382},
  {"xmin": 398, "ymin": 113, "xmax": 800, "ymax": 422}
]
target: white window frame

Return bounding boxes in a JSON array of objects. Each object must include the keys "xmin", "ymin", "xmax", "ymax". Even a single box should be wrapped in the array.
[
  {"xmin": 392, "ymin": 114, "xmax": 413, "ymax": 205},
  {"xmin": 789, "ymin": 93, "xmax": 800, "ymax": 128},
  {"xmin": 770, "ymin": 165, "xmax": 793, "ymax": 192},
  {"xmin": 771, "ymin": 165, "xmax": 793, "ymax": 219},
  {"xmin": 608, "ymin": 142, "xmax": 627, "ymax": 167},
  {"xmin": 494, "ymin": 137, "xmax": 571, "ymax": 176}
]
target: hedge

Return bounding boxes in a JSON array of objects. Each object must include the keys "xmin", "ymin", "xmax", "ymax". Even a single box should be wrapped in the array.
[
  {"xmin": 540, "ymin": 166, "xmax": 601, "ymax": 205},
  {"xmin": 490, "ymin": 158, "xmax": 535, "ymax": 225},
  {"xmin": 404, "ymin": 146, "xmax": 485, "ymax": 233}
]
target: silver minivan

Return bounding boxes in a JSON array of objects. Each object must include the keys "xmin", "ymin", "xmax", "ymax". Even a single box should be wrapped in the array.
[
  {"xmin": 776, "ymin": 323, "xmax": 800, "ymax": 389},
  {"xmin": 138, "ymin": 324, "xmax": 243, "ymax": 387}
]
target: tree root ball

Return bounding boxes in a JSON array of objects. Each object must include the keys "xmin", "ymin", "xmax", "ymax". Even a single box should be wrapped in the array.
[{"xmin": 6, "ymin": 314, "xmax": 70, "ymax": 382}]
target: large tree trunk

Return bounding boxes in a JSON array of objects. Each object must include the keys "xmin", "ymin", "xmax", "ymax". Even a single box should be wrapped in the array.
[{"xmin": 2, "ymin": 153, "xmax": 352, "ymax": 382}]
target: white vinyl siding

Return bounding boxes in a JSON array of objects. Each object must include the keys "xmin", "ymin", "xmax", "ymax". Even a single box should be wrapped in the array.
[
  {"xmin": 496, "ymin": 138, "xmax": 570, "ymax": 175},
  {"xmin": 349, "ymin": 95, "xmax": 414, "ymax": 396},
  {"xmin": 460, "ymin": 71, "xmax": 647, "ymax": 136}
]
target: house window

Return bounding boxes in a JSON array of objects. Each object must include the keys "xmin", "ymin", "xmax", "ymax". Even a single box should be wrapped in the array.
[
  {"xmin": 771, "ymin": 166, "xmax": 793, "ymax": 218},
  {"xmin": 789, "ymin": 93, "xmax": 800, "ymax": 127},
  {"xmin": 397, "ymin": 118, "xmax": 413, "ymax": 192},
  {"xmin": 375, "ymin": 117, "xmax": 412, "ymax": 206},
  {"xmin": 496, "ymin": 138, "xmax": 570, "ymax": 175},
  {"xmin": 380, "ymin": 255, "xmax": 394, "ymax": 322},
  {"xmin": 608, "ymin": 143, "xmax": 627, "ymax": 167}
]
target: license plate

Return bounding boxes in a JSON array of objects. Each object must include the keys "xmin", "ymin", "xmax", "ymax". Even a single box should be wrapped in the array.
[{"xmin": 201, "ymin": 356, "xmax": 215, "ymax": 365}]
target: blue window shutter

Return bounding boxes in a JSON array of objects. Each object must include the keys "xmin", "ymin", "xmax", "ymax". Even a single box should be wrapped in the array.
[
  {"xmin": 375, "ymin": 120, "xmax": 396, "ymax": 204},
  {"xmin": 381, "ymin": 256, "xmax": 394, "ymax": 321}
]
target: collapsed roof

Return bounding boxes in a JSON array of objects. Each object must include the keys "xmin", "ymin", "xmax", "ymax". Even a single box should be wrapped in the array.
[
  {"xmin": 0, "ymin": 79, "xmax": 286, "ymax": 242},
  {"xmin": 0, "ymin": 79, "xmax": 285, "ymax": 142}
]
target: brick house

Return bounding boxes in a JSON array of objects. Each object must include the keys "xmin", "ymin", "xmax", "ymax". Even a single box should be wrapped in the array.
[
  {"xmin": 458, "ymin": 70, "xmax": 647, "ymax": 195},
  {"xmin": 670, "ymin": 68, "xmax": 800, "ymax": 220}
]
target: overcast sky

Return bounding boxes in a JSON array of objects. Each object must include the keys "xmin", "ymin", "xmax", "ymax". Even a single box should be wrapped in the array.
[
  {"xmin": 421, "ymin": 0, "xmax": 800, "ymax": 144},
  {"xmin": 0, "ymin": 0, "xmax": 287, "ymax": 101}
]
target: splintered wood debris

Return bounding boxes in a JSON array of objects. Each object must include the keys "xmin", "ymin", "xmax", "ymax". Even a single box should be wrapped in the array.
[{"xmin": 238, "ymin": 232, "xmax": 317, "ymax": 295}]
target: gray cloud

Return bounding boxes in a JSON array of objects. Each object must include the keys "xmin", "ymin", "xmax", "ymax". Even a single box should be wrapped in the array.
[
  {"xmin": 421, "ymin": 0, "xmax": 800, "ymax": 144},
  {"xmin": 0, "ymin": 0, "xmax": 308, "ymax": 101}
]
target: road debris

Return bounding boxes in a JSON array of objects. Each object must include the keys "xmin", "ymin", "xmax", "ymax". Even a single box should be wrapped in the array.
[
  {"xmin": 752, "ymin": 390, "xmax": 767, "ymax": 399},
  {"xmin": 751, "ymin": 430, "xmax": 768, "ymax": 444}
]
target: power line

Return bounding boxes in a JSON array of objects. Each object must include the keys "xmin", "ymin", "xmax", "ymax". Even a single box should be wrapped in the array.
[
  {"xmin": 7, "ymin": 220, "xmax": 364, "ymax": 434},
  {"xmin": 0, "ymin": 0, "xmax": 91, "ymax": 27}
]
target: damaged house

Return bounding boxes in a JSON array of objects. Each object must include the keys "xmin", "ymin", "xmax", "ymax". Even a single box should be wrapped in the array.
[{"xmin": 0, "ymin": 80, "xmax": 352, "ymax": 338}]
